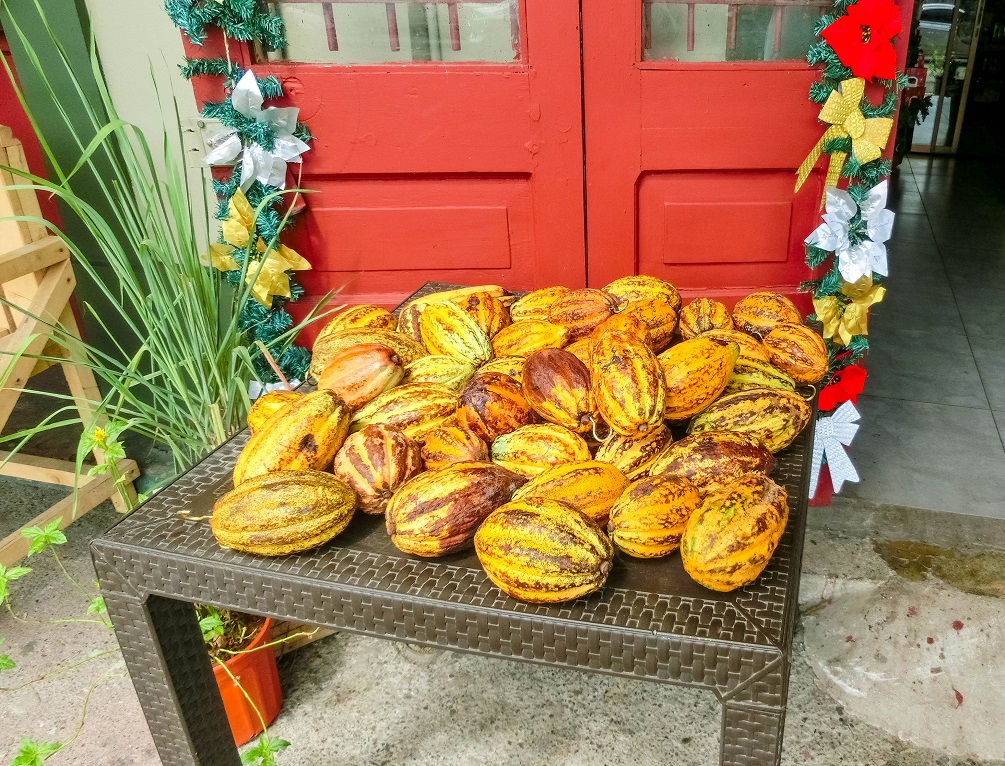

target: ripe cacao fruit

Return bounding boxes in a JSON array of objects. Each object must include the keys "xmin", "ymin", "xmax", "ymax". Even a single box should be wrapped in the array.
[
  {"xmin": 317, "ymin": 304, "xmax": 397, "ymax": 341},
  {"xmin": 478, "ymin": 355, "xmax": 526, "ymax": 379},
  {"xmin": 594, "ymin": 425, "xmax": 673, "ymax": 479},
  {"xmin": 521, "ymin": 348, "xmax": 596, "ymax": 433},
  {"xmin": 689, "ymin": 388, "xmax": 812, "ymax": 453},
  {"xmin": 490, "ymin": 423, "xmax": 591, "ymax": 478},
  {"xmin": 350, "ymin": 383, "xmax": 458, "ymax": 443},
  {"xmin": 731, "ymin": 292, "xmax": 801, "ymax": 337},
  {"xmin": 607, "ymin": 475, "xmax": 701, "ymax": 558},
  {"xmin": 396, "ymin": 302, "xmax": 425, "ymax": 344},
  {"xmin": 386, "ymin": 461, "xmax": 525, "ymax": 557},
  {"xmin": 564, "ymin": 337, "xmax": 595, "ymax": 368},
  {"xmin": 474, "ymin": 498, "xmax": 614, "ymax": 603},
  {"xmin": 317, "ymin": 343, "xmax": 404, "ymax": 408},
  {"xmin": 402, "ymin": 355, "xmax": 476, "ymax": 391},
  {"xmin": 509, "ymin": 286, "xmax": 570, "ymax": 322},
  {"xmin": 492, "ymin": 320, "xmax": 569, "ymax": 357},
  {"xmin": 603, "ymin": 275, "xmax": 682, "ymax": 314},
  {"xmin": 311, "ymin": 329, "xmax": 426, "ymax": 379},
  {"xmin": 548, "ymin": 288, "xmax": 619, "ymax": 339},
  {"xmin": 457, "ymin": 372, "xmax": 536, "ymax": 441},
  {"xmin": 681, "ymin": 473, "xmax": 789, "ymax": 591},
  {"xmin": 420, "ymin": 423, "xmax": 489, "ymax": 470},
  {"xmin": 592, "ymin": 329, "xmax": 666, "ymax": 437},
  {"xmin": 512, "ymin": 460, "xmax": 629, "ymax": 526},
  {"xmin": 658, "ymin": 337, "xmax": 738, "ymax": 421},
  {"xmin": 233, "ymin": 389, "xmax": 351, "ymax": 486},
  {"xmin": 622, "ymin": 298, "xmax": 678, "ymax": 351},
  {"xmin": 399, "ymin": 285, "xmax": 508, "ymax": 345},
  {"xmin": 648, "ymin": 431, "xmax": 776, "ymax": 494},
  {"xmin": 723, "ymin": 357, "xmax": 796, "ymax": 395},
  {"xmin": 420, "ymin": 301, "xmax": 493, "ymax": 366},
  {"xmin": 211, "ymin": 470, "xmax": 356, "ymax": 556},
  {"xmin": 247, "ymin": 390, "xmax": 301, "ymax": 435},
  {"xmin": 700, "ymin": 328, "xmax": 771, "ymax": 363},
  {"xmin": 591, "ymin": 311, "xmax": 652, "ymax": 349},
  {"xmin": 678, "ymin": 298, "xmax": 733, "ymax": 339},
  {"xmin": 332, "ymin": 425, "xmax": 423, "ymax": 514},
  {"xmin": 454, "ymin": 291, "xmax": 511, "ymax": 339},
  {"xmin": 763, "ymin": 322, "xmax": 828, "ymax": 385}
]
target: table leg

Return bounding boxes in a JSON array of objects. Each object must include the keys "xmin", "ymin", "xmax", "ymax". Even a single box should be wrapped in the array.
[
  {"xmin": 102, "ymin": 590, "xmax": 241, "ymax": 766},
  {"xmin": 719, "ymin": 701, "xmax": 786, "ymax": 766}
]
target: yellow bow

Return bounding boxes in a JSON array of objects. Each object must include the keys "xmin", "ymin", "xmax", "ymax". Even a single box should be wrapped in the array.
[
  {"xmin": 795, "ymin": 78, "xmax": 894, "ymax": 204},
  {"xmin": 204, "ymin": 237, "xmax": 311, "ymax": 307},
  {"xmin": 221, "ymin": 188, "xmax": 256, "ymax": 249},
  {"xmin": 813, "ymin": 276, "xmax": 886, "ymax": 347}
]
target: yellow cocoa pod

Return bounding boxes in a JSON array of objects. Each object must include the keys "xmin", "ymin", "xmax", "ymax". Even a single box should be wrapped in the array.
[
  {"xmin": 475, "ymin": 498, "xmax": 614, "ymax": 603},
  {"xmin": 509, "ymin": 286, "xmax": 570, "ymax": 322},
  {"xmin": 453, "ymin": 291, "xmax": 511, "ymax": 339},
  {"xmin": 211, "ymin": 470, "xmax": 356, "ymax": 556},
  {"xmin": 350, "ymin": 383, "xmax": 458, "ymax": 443},
  {"xmin": 317, "ymin": 304, "xmax": 397, "ymax": 342},
  {"xmin": 731, "ymin": 292, "xmax": 801, "ymax": 337},
  {"xmin": 421, "ymin": 424, "xmax": 489, "ymax": 470},
  {"xmin": 658, "ymin": 337, "xmax": 738, "ymax": 421},
  {"xmin": 397, "ymin": 285, "xmax": 507, "ymax": 345},
  {"xmin": 689, "ymin": 388, "xmax": 812, "ymax": 453},
  {"xmin": 700, "ymin": 328, "xmax": 771, "ymax": 363},
  {"xmin": 521, "ymin": 348, "xmax": 597, "ymax": 433},
  {"xmin": 678, "ymin": 298, "xmax": 733, "ymax": 339},
  {"xmin": 311, "ymin": 329, "xmax": 426, "ymax": 379},
  {"xmin": 648, "ymin": 431, "xmax": 776, "ymax": 495},
  {"xmin": 548, "ymin": 288, "xmax": 619, "ymax": 340},
  {"xmin": 564, "ymin": 337, "xmax": 595, "ymax": 368},
  {"xmin": 402, "ymin": 355, "xmax": 476, "ymax": 391},
  {"xmin": 332, "ymin": 425, "xmax": 424, "ymax": 515},
  {"xmin": 591, "ymin": 311, "xmax": 652, "ymax": 349},
  {"xmin": 608, "ymin": 475, "xmax": 701, "ymax": 558},
  {"xmin": 604, "ymin": 275, "xmax": 682, "ymax": 313},
  {"xmin": 247, "ymin": 390, "xmax": 301, "ymax": 435},
  {"xmin": 622, "ymin": 298, "xmax": 679, "ymax": 351},
  {"xmin": 490, "ymin": 423, "xmax": 591, "ymax": 478},
  {"xmin": 592, "ymin": 329, "xmax": 665, "ymax": 437},
  {"xmin": 420, "ymin": 301, "xmax": 493, "ymax": 366},
  {"xmin": 512, "ymin": 460, "xmax": 628, "ymax": 526},
  {"xmin": 763, "ymin": 322, "xmax": 828, "ymax": 385},
  {"xmin": 492, "ymin": 319, "xmax": 569, "ymax": 357},
  {"xmin": 478, "ymin": 355, "xmax": 526, "ymax": 379},
  {"xmin": 723, "ymin": 356, "xmax": 796, "ymax": 395},
  {"xmin": 396, "ymin": 302, "xmax": 425, "ymax": 344},
  {"xmin": 233, "ymin": 389, "xmax": 351, "ymax": 486},
  {"xmin": 594, "ymin": 425, "xmax": 673, "ymax": 480}
]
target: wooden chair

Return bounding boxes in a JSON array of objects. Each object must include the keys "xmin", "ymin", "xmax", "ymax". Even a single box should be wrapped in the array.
[{"xmin": 0, "ymin": 125, "xmax": 138, "ymax": 566}]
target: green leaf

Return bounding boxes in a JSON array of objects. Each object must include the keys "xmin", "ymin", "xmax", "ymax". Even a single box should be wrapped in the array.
[
  {"xmin": 87, "ymin": 595, "xmax": 107, "ymax": 616},
  {"xmin": 10, "ymin": 738, "xmax": 61, "ymax": 766},
  {"xmin": 199, "ymin": 612, "xmax": 226, "ymax": 643},
  {"xmin": 0, "ymin": 637, "xmax": 14, "ymax": 672},
  {"xmin": 0, "ymin": 564, "xmax": 32, "ymax": 604},
  {"xmin": 21, "ymin": 518, "xmax": 66, "ymax": 556},
  {"xmin": 241, "ymin": 734, "xmax": 291, "ymax": 766}
]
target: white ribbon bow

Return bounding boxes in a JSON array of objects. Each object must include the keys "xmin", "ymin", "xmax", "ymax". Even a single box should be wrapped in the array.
[
  {"xmin": 809, "ymin": 401, "xmax": 861, "ymax": 497},
  {"xmin": 203, "ymin": 70, "xmax": 310, "ymax": 192},
  {"xmin": 805, "ymin": 180, "xmax": 895, "ymax": 284}
]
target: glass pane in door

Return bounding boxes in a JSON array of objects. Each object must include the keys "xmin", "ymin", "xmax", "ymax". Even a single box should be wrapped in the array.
[{"xmin": 258, "ymin": 1, "xmax": 520, "ymax": 64}]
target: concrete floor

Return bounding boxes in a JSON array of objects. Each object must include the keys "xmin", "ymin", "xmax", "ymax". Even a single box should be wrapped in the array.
[{"xmin": 2, "ymin": 154, "xmax": 1005, "ymax": 764}]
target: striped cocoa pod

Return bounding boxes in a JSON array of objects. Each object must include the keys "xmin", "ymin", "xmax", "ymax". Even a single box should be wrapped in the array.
[
  {"xmin": 590, "ymin": 311, "xmax": 652, "ymax": 349},
  {"xmin": 211, "ymin": 470, "xmax": 356, "ymax": 556},
  {"xmin": 386, "ymin": 461, "xmax": 526, "ymax": 557},
  {"xmin": 678, "ymin": 298, "xmax": 734, "ymax": 339},
  {"xmin": 478, "ymin": 355, "xmax": 526, "ymax": 379},
  {"xmin": 402, "ymin": 355, "xmax": 476, "ymax": 391},
  {"xmin": 492, "ymin": 319, "xmax": 569, "ymax": 357},
  {"xmin": 332, "ymin": 425, "xmax": 423, "ymax": 515},
  {"xmin": 763, "ymin": 322, "xmax": 828, "ymax": 385},
  {"xmin": 594, "ymin": 425, "xmax": 673, "ymax": 480},
  {"xmin": 420, "ymin": 423, "xmax": 489, "ymax": 470},
  {"xmin": 731, "ymin": 292, "xmax": 801, "ymax": 337},
  {"xmin": 658, "ymin": 337, "xmax": 738, "ymax": 421},
  {"xmin": 681, "ymin": 474, "xmax": 789, "ymax": 592},
  {"xmin": 420, "ymin": 301, "xmax": 493, "ymax": 366},
  {"xmin": 724, "ymin": 356, "xmax": 796, "ymax": 395},
  {"xmin": 350, "ymin": 383, "xmax": 458, "ymax": 444},
  {"xmin": 311, "ymin": 329, "xmax": 426, "ymax": 379},
  {"xmin": 396, "ymin": 302, "xmax": 425, "ymax": 344},
  {"xmin": 490, "ymin": 423, "xmax": 591, "ymax": 478},
  {"xmin": 603, "ymin": 275, "xmax": 682, "ymax": 314},
  {"xmin": 607, "ymin": 475, "xmax": 701, "ymax": 558},
  {"xmin": 317, "ymin": 304, "xmax": 397, "ymax": 342},
  {"xmin": 592, "ymin": 329, "xmax": 665, "ymax": 437},
  {"xmin": 316, "ymin": 343, "xmax": 404, "ymax": 408},
  {"xmin": 247, "ymin": 390, "xmax": 301, "ymax": 435},
  {"xmin": 521, "ymin": 348, "xmax": 596, "ymax": 433},
  {"xmin": 622, "ymin": 298, "xmax": 678, "ymax": 351},
  {"xmin": 399, "ymin": 285, "xmax": 508, "ymax": 346},
  {"xmin": 509, "ymin": 286, "xmax": 570, "ymax": 322},
  {"xmin": 700, "ymin": 328, "xmax": 771, "ymax": 363},
  {"xmin": 454, "ymin": 291, "xmax": 511, "ymax": 339},
  {"xmin": 563, "ymin": 337, "xmax": 595, "ymax": 368},
  {"xmin": 689, "ymin": 388, "xmax": 812, "ymax": 453},
  {"xmin": 457, "ymin": 372, "xmax": 536, "ymax": 442},
  {"xmin": 548, "ymin": 288, "xmax": 619, "ymax": 340},
  {"xmin": 233, "ymin": 389, "xmax": 351, "ymax": 486},
  {"xmin": 512, "ymin": 460, "xmax": 629, "ymax": 527},
  {"xmin": 648, "ymin": 431, "xmax": 776, "ymax": 494},
  {"xmin": 474, "ymin": 498, "xmax": 614, "ymax": 603}
]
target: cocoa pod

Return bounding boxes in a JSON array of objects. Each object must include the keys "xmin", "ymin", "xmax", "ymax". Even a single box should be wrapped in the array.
[{"xmin": 332, "ymin": 425, "xmax": 423, "ymax": 514}]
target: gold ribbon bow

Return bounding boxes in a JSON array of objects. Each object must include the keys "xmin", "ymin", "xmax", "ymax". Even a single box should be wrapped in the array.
[
  {"xmin": 795, "ymin": 78, "xmax": 894, "ymax": 204},
  {"xmin": 812, "ymin": 276, "xmax": 886, "ymax": 346}
]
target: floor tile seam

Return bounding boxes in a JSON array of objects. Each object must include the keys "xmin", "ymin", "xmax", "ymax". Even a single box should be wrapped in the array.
[{"xmin": 860, "ymin": 391, "xmax": 994, "ymax": 413}]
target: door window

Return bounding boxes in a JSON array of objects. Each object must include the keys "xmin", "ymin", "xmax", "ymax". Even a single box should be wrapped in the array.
[
  {"xmin": 642, "ymin": 0, "xmax": 825, "ymax": 62},
  {"xmin": 256, "ymin": 0, "xmax": 520, "ymax": 64}
]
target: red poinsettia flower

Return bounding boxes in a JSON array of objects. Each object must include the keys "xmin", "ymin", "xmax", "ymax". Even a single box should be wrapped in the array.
[
  {"xmin": 822, "ymin": 0, "xmax": 902, "ymax": 81},
  {"xmin": 818, "ymin": 364, "xmax": 867, "ymax": 411}
]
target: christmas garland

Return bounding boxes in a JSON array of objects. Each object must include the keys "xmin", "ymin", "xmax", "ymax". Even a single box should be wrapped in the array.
[{"xmin": 165, "ymin": 0, "xmax": 312, "ymax": 382}]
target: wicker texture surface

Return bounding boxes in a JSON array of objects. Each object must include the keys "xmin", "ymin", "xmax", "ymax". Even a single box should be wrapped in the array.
[{"xmin": 93, "ymin": 282, "xmax": 815, "ymax": 766}]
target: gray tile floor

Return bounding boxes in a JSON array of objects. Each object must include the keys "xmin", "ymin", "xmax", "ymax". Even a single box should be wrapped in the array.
[{"xmin": 841, "ymin": 155, "xmax": 1005, "ymax": 519}]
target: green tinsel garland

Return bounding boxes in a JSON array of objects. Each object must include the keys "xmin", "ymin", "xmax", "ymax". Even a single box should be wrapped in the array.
[{"xmin": 165, "ymin": 0, "xmax": 286, "ymax": 49}]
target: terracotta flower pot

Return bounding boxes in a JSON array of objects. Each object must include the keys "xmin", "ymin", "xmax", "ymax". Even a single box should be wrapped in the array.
[{"xmin": 212, "ymin": 617, "xmax": 283, "ymax": 746}]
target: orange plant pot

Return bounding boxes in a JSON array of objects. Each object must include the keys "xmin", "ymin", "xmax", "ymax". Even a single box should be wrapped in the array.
[{"xmin": 212, "ymin": 617, "xmax": 283, "ymax": 746}]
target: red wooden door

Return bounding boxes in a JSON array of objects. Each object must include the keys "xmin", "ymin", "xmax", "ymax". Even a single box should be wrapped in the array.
[
  {"xmin": 581, "ymin": 0, "xmax": 911, "ymax": 311},
  {"xmin": 188, "ymin": 0, "xmax": 585, "ymax": 313}
]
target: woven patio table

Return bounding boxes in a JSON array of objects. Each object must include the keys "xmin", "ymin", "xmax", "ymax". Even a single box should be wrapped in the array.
[{"xmin": 92, "ymin": 282, "xmax": 816, "ymax": 766}]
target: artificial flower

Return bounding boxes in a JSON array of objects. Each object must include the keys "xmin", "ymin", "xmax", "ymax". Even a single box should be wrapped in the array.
[
  {"xmin": 821, "ymin": 0, "xmax": 902, "ymax": 81},
  {"xmin": 805, "ymin": 180, "xmax": 894, "ymax": 284},
  {"xmin": 818, "ymin": 364, "xmax": 867, "ymax": 411}
]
